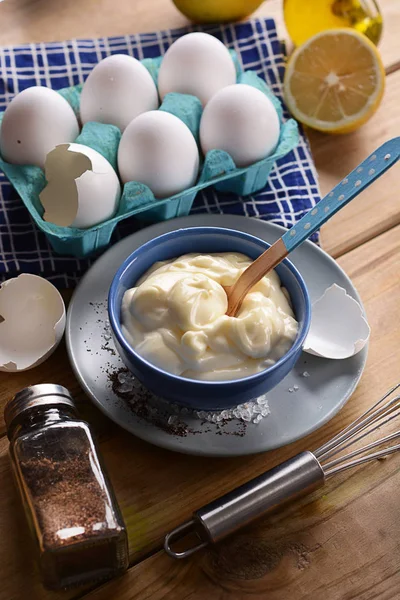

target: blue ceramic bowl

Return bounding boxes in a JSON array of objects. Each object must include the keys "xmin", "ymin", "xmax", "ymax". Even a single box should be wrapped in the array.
[{"xmin": 108, "ymin": 227, "xmax": 311, "ymax": 410}]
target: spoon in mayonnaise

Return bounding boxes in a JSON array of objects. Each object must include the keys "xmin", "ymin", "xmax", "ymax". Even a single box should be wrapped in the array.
[{"xmin": 224, "ymin": 137, "xmax": 400, "ymax": 317}]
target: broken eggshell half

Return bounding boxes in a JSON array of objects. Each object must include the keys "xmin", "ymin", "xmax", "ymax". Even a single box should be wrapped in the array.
[
  {"xmin": 0, "ymin": 274, "xmax": 66, "ymax": 372},
  {"xmin": 303, "ymin": 284, "xmax": 370, "ymax": 359},
  {"xmin": 39, "ymin": 143, "xmax": 121, "ymax": 229}
]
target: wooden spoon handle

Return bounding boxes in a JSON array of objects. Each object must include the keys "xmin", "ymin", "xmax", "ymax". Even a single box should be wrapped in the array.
[{"xmin": 225, "ymin": 238, "xmax": 288, "ymax": 317}]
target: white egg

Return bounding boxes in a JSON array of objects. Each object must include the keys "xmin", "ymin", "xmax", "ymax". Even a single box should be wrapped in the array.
[
  {"xmin": 0, "ymin": 86, "xmax": 79, "ymax": 168},
  {"xmin": 200, "ymin": 84, "xmax": 281, "ymax": 167},
  {"xmin": 157, "ymin": 32, "xmax": 237, "ymax": 106},
  {"xmin": 39, "ymin": 143, "xmax": 121, "ymax": 229},
  {"xmin": 118, "ymin": 111, "xmax": 199, "ymax": 198},
  {"xmin": 80, "ymin": 54, "xmax": 159, "ymax": 131},
  {"xmin": 0, "ymin": 274, "xmax": 66, "ymax": 372}
]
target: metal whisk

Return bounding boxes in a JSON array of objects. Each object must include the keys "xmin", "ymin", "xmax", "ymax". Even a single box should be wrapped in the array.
[{"xmin": 165, "ymin": 383, "xmax": 400, "ymax": 558}]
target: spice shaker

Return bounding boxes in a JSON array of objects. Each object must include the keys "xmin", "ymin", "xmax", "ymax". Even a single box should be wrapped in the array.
[{"xmin": 5, "ymin": 384, "xmax": 129, "ymax": 590}]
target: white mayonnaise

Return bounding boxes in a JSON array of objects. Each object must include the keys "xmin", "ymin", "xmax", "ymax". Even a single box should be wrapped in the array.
[{"xmin": 121, "ymin": 253, "xmax": 298, "ymax": 381}]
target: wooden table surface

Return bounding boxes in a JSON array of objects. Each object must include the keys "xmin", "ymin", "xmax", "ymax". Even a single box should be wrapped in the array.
[{"xmin": 1, "ymin": 1, "xmax": 400, "ymax": 598}]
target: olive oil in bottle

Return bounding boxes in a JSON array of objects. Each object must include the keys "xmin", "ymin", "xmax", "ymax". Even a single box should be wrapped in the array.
[{"xmin": 283, "ymin": 0, "xmax": 382, "ymax": 46}]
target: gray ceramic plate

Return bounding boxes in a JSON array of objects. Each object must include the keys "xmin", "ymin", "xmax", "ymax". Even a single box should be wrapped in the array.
[{"xmin": 66, "ymin": 214, "xmax": 367, "ymax": 457}]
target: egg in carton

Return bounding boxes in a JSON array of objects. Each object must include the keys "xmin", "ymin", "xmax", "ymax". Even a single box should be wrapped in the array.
[{"xmin": 0, "ymin": 49, "xmax": 299, "ymax": 258}]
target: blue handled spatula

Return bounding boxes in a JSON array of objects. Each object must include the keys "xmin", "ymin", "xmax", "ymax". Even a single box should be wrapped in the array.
[{"xmin": 225, "ymin": 137, "xmax": 400, "ymax": 317}]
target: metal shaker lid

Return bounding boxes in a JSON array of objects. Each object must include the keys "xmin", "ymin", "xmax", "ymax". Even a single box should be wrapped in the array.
[{"xmin": 4, "ymin": 384, "xmax": 77, "ymax": 437}]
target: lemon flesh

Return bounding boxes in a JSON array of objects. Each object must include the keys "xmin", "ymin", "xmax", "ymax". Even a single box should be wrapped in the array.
[{"xmin": 283, "ymin": 29, "xmax": 385, "ymax": 134}]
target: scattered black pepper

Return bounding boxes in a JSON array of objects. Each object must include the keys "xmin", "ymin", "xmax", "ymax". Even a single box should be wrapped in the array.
[
  {"xmin": 82, "ymin": 321, "xmax": 249, "ymax": 440},
  {"xmin": 101, "ymin": 342, "xmax": 116, "ymax": 356},
  {"xmin": 106, "ymin": 367, "xmax": 248, "ymax": 438},
  {"xmin": 108, "ymin": 368, "xmax": 190, "ymax": 437},
  {"xmin": 88, "ymin": 300, "xmax": 106, "ymax": 316}
]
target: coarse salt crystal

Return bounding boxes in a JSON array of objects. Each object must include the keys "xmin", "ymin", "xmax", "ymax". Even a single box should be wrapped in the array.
[
  {"xmin": 241, "ymin": 409, "xmax": 252, "ymax": 422},
  {"xmin": 118, "ymin": 382, "xmax": 134, "ymax": 393},
  {"xmin": 112, "ymin": 368, "xmax": 272, "ymax": 429},
  {"xmin": 117, "ymin": 371, "xmax": 127, "ymax": 383}
]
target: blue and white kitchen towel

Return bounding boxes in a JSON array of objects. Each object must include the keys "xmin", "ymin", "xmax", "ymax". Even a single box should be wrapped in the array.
[{"xmin": 0, "ymin": 18, "xmax": 320, "ymax": 288}]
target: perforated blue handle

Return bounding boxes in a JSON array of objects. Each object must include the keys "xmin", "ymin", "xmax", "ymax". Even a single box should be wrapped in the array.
[{"xmin": 282, "ymin": 137, "xmax": 400, "ymax": 253}]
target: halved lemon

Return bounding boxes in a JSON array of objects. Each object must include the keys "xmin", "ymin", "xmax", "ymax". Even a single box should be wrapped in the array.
[{"xmin": 283, "ymin": 29, "xmax": 385, "ymax": 134}]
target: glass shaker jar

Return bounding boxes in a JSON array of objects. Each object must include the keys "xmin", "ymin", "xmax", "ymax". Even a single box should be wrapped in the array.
[{"xmin": 5, "ymin": 384, "xmax": 129, "ymax": 590}]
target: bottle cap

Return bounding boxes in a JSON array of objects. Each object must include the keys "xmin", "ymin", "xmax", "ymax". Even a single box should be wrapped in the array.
[{"xmin": 4, "ymin": 384, "xmax": 76, "ymax": 438}]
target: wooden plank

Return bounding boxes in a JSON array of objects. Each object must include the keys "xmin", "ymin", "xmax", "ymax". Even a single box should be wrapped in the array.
[
  {"xmin": 63, "ymin": 452, "xmax": 400, "ymax": 600},
  {"xmin": 0, "ymin": 1, "xmax": 398, "ymax": 262},
  {"xmin": 373, "ymin": 0, "xmax": 400, "ymax": 72},
  {"xmin": 78, "ymin": 223, "xmax": 400, "ymax": 600},
  {"xmin": 0, "ymin": 0, "xmax": 398, "ymax": 72},
  {"xmin": 1, "ymin": 224, "xmax": 399, "ymax": 600},
  {"xmin": 316, "ymin": 69, "xmax": 400, "ymax": 258},
  {"xmin": 0, "ymin": 3, "xmax": 399, "ymax": 598},
  {"xmin": 262, "ymin": 3, "xmax": 400, "ymax": 258},
  {"xmin": 258, "ymin": 0, "xmax": 400, "ymax": 73},
  {"xmin": 0, "ymin": 0, "xmax": 188, "ymax": 45}
]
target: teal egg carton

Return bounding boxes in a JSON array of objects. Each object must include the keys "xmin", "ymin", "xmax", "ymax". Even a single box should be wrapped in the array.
[{"xmin": 0, "ymin": 51, "xmax": 299, "ymax": 257}]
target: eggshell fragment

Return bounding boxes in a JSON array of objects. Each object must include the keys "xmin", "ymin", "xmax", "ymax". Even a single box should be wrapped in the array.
[
  {"xmin": 39, "ymin": 143, "xmax": 121, "ymax": 229},
  {"xmin": 303, "ymin": 284, "xmax": 370, "ymax": 359},
  {"xmin": 0, "ymin": 274, "xmax": 66, "ymax": 372}
]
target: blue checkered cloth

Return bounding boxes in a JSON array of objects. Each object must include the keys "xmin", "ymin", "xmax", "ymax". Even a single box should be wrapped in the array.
[{"xmin": 0, "ymin": 18, "xmax": 320, "ymax": 288}]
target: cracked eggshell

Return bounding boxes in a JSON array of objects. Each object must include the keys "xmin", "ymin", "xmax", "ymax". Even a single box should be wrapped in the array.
[
  {"xmin": 0, "ymin": 274, "xmax": 66, "ymax": 372},
  {"xmin": 303, "ymin": 284, "xmax": 370, "ymax": 359},
  {"xmin": 39, "ymin": 143, "xmax": 121, "ymax": 229}
]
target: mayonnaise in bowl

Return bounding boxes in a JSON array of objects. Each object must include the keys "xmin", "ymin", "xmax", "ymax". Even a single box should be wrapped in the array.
[{"xmin": 121, "ymin": 253, "xmax": 298, "ymax": 381}]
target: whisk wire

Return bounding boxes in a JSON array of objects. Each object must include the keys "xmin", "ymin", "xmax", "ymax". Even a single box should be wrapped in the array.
[
  {"xmin": 317, "ymin": 396, "xmax": 400, "ymax": 462},
  {"xmin": 324, "ymin": 443, "xmax": 400, "ymax": 477},
  {"xmin": 322, "ymin": 429, "xmax": 400, "ymax": 472},
  {"xmin": 315, "ymin": 383, "xmax": 400, "ymax": 461},
  {"xmin": 315, "ymin": 383, "xmax": 400, "ymax": 458}
]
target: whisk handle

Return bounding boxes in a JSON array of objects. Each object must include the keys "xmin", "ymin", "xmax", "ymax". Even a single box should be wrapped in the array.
[{"xmin": 164, "ymin": 451, "xmax": 324, "ymax": 558}]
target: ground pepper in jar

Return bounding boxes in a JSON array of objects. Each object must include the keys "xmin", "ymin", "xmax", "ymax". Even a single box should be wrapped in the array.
[{"xmin": 4, "ymin": 384, "xmax": 129, "ymax": 590}]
